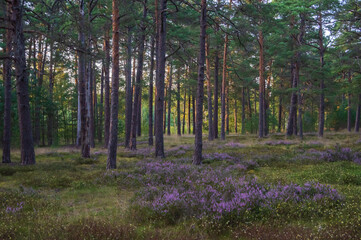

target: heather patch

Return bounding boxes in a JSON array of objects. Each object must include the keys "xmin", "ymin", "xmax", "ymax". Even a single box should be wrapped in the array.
[{"xmin": 130, "ymin": 158, "xmax": 342, "ymax": 227}]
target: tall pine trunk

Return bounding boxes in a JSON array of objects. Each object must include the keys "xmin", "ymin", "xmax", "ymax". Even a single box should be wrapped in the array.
[
  {"xmin": 47, "ymin": 41, "xmax": 54, "ymax": 146},
  {"xmin": 12, "ymin": 0, "xmax": 35, "ymax": 164},
  {"xmin": 2, "ymin": 1, "xmax": 12, "ymax": 163},
  {"xmin": 148, "ymin": 35, "xmax": 155, "ymax": 145},
  {"xmin": 258, "ymin": 30, "xmax": 265, "ymax": 138},
  {"xmin": 177, "ymin": 69, "xmax": 181, "ymax": 136},
  {"xmin": 206, "ymin": 34, "xmax": 213, "ymax": 140},
  {"xmin": 193, "ymin": 0, "xmax": 206, "ymax": 165},
  {"xmin": 182, "ymin": 88, "xmax": 186, "ymax": 134},
  {"xmin": 347, "ymin": 71, "xmax": 352, "ymax": 132},
  {"xmin": 125, "ymin": 28, "xmax": 133, "ymax": 148},
  {"xmin": 103, "ymin": 30, "xmax": 111, "ymax": 148},
  {"xmin": 355, "ymin": 94, "xmax": 361, "ymax": 132},
  {"xmin": 107, "ymin": 0, "xmax": 120, "ymax": 168},
  {"xmin": 130, "ymin": 1, "xmax": 147, "ymax": 150},
  {"xmin": 78, "ymin": 1, "xmax": 90, "ymax": 158},
  {"xmin": 167, "ymin": 65, "xmax": 173, "ymax": 136},
  {"xmin": 155, "ymin": 0, "xmax": 167, "ymax": 157},
  {"xmin": 221, "ymin": 34, "xmax": 228, "ymax": 140},
  {"xmin": 318, "ymin": 12, "xmax": 325, "ymax": 137}
]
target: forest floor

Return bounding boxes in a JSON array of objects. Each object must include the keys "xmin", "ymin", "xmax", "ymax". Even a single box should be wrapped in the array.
[{"xmin": 1, "ymin": 132, "xmax": 361, "ymax": 239}]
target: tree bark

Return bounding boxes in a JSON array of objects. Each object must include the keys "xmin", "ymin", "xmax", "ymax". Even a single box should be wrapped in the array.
[
  {"xmin": 125, "ymin": 27, "xmax": 133, "ymax": 148},
  {"xmin": 167, "ymin": 64, "xmax": 173, "ymax": 136},
  {"xmin": 155, "ymin": 0, "xmax": 167, "ymax": 158},
  {"xmin": 148, "ymin": 35, "xmax": 155, "ymax": 145},
  {"xmin": 192, "ymin": 89, "xmax": 195, "ymax": 135},
  {"xmin": 107, "ymin": 0, "xmax": 120, "ymax": 168},
  {"xmin": 130, "ymin": 2, "xmax": 147, "ymax": 150},
  {"xmin": 258, "ymin": 30, "xmax": 265, "ymax": 138},
  {"xmin": 78, "ymin": 1, "xmax": 90, "ymax": 158},
  {"xmin": 103, "ymin": 30, "xmax": 111, "ymax": 148},
  {"xmin": 2, "ymin": 1, "xmax": 12, "ymax": 163},
  {"xmin": 193, "ymin": 0, "xmax": 206, "ymax": 165},
  {"xmin": 355, "ymin": 94, "xmax": 361, "ymax": 132},
  {"xmin": 35, "ymin": 37, "xmax": 47, "ymax": 146},
  {"xmin": 318, "ymin": 12, "xmax": 325, "ymax": 137},
  {"xmin": 177, "ymin": 69, "xmax": 181, "ymax": 136},
  {"xmin": 12, "ymin": 0, "xmax": 35, "ymax": 164},
  {"xmin": 98, "ymin": 64, "xmax": 104, "ymax": 143},
  {"xmin": 47, "ymin": 40, "xmax": 54, "ymax": 146},
  {"xmin": 188, "ymin": 90, "xmax": 191, "ymax": 134},
  {"xmin": 206, "ymin": 34, "xmax": 213, "ymax": 140},
  {"xmin": 347, "ymin": 71, "xmax": 352, "ymax": 132},
  {"xmin": 182, "ymin": 88, "xmax": 186, "ymax": 135},
  {"xmin": 221, "ymin": 34, "xmax": 228, "ymax": 140},
  {"xmin": 241, "ymin": 87, "xmax": 245, "ymax": 134},
  {"xmin": 234, "ymin": 99, "xmax": 237, "ymax": 133}
]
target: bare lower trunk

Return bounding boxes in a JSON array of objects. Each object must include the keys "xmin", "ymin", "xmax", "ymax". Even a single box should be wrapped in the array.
[
  {"xmin": 12, "ymin": 0, "xmax": 35, "ymax": 164},
  {"xmin": 125, "ymin": 28, "xmax": 133, "ymax": 148},
  {"xmin": 188, "ymin": 90, "xmax": 191, "ymax": 134},
  {"xmin": 148, "ymin": 35, "xmax": 155, "ymax": 145},
  {"xmin": 193, "ymin": 0, "xmax": 206, "ymax": 165},
  {"xmin": 355, "ymin": 94, "xmax": 361, "ymax": 132},
  {"xmin": 221, "ymin": 34, "xmax": 228, "ymax": 140},
  {"xmin": 318, "ymin": 13, "xmax": 325, "ymax": 137},
  {"xmin": 177, "ymin": 70, "xmax": 181, "ymax": 136},
  {"xmin": 206, "ymin": 34, "xmax": 213, "ymax": 140},
  {"xmin": 103, "ymin": 30, "xmax": 111, "ymax": 148},
  {"xmin": 347, "ymin": 71, "xmax": 352, "ymax": 132},
  {"xmin": 182, "ymin": 89, "xmax": 186, "ymax": 135},
  {"xmin": 167, "ymin": 65, "xmax": 173, "ymax": 136},
  {"xmin": 241, "ymin": 87, "xmax": 245, "ymax": 134},
  {"xmin": 258, "ymin": 30, "xmax": 265, "ymax": 138},
  {"xmin": 234, "ymin": 99, "xmax": 237, "ymax": 133},
  {"xmin": 107, "ymin": 0, "xmax": 120, "ymax": 168},
  {"xmin": 192, "ymin": 90, "xmax": 195, "ymax": 135},
  {"xmin": 2, "ymin": 3, "xmax": 12, "ymax": 163},
  {"xmin": 78, "ymin": 2, "xmax": 90, "ymax": 158},
  {"xmin": 47, "ymin": 41, "xmax": 54, "ymax": 146},
  {"xmin": 155, "ymin": 0, "xmax": 167, "ymax": 157},
  {"xmin": 98, "ymin": 65, "xmax": 104, "ymax": 143},
  {"xmin": 130, "ymin": 2, "xmax": 147, "ymax": 150}
]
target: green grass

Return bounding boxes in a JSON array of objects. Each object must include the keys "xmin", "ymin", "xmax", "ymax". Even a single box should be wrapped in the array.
[{"xmin": 1, "ymin": 133, "xmax": 361, "ymax": 239}]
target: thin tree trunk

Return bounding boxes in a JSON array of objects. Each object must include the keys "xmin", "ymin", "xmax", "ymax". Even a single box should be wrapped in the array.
[
  {"xmin": 78, "ymin": 1, "xmax": 90, "ymax": 158},
  {"xmin": 130, "ymin": 1, "xmax": 147, "ymax": 150},
  {"xmin": 98, "ymin": 64, "xmax": 104, "ymax": 143},
  {"xmin": 2, "ymin": 2, "xmax": 12, "ymax": 163},
  {"xmin": 12, "ymin": 0, "xmax": 35, "ymax": 164},
  {"xmin": 355, "ymin": 94, "xmax": 361, "ymax": 132},
  {"xmin": 213, "ymin": 1, "xmax": 220, "ymax": 139},
  {"xmin": 234, "ymin": 99, "xmax": 237, "ymax": 133},
  {"xmin": 347, "ymin": 71, "xmax": 352, "ymax": 132},
  {"xmin": 206, "ymin": 34, "xmax": 213, "ymax": 140},
  {"xmin": 182, "ymin": 88, "xmax": 186, "ymax": 135},
  {"xmin": 125, "ymin": 28, "xmax": 133, "ymax": 148},
  {"xmin": 192, "ymin": 90, "xmax": 195, "ymax": 135},
  {"xmin": 241, "ymin": 87, "xmax": 245, "ymax": 134},
  {"xmin": 103, "ymin": 30, "xmax": 111, "ymax": 148},
  {"xmin": 167, "ymin": 64, "xmax": 173, "ymax": 136},
  {"xmin": 258, "ymin": 30, "xmax": 265, "ymax": 138},
  {"xmin": 177, "ymin": 69, "xmax": 181, "ymax": 136},
  {"xmin": 47, "ymin": 40, "xmax": 54, "ymax": 146},
  {"xmin": 155, "ymin": 0, "xmax": 167, "ymax": 157},
  {"xmin": 35, "ymin": 37, "xmax": 48, "ymax": 146},
  {"xmin": 148, "ymin": 35, "xmax": 155, "ymax": 145},
  {"xmin": 221, "ymin": 34, "xmax": 228, "ymax": 140},
  {"xmin": 318, "ymin": 12, "xmax": 325, "ymax": 137},
  {"xmin": 107, "ymin": 0, "xmax": 120, "ymax": 168},
  {"xmin": 188, "ymin": 90, "xmax": 191, "ymax": 134},
  {"xmin": 193, "ymin": 0, "xmax": 206, "ymax": 165}
]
